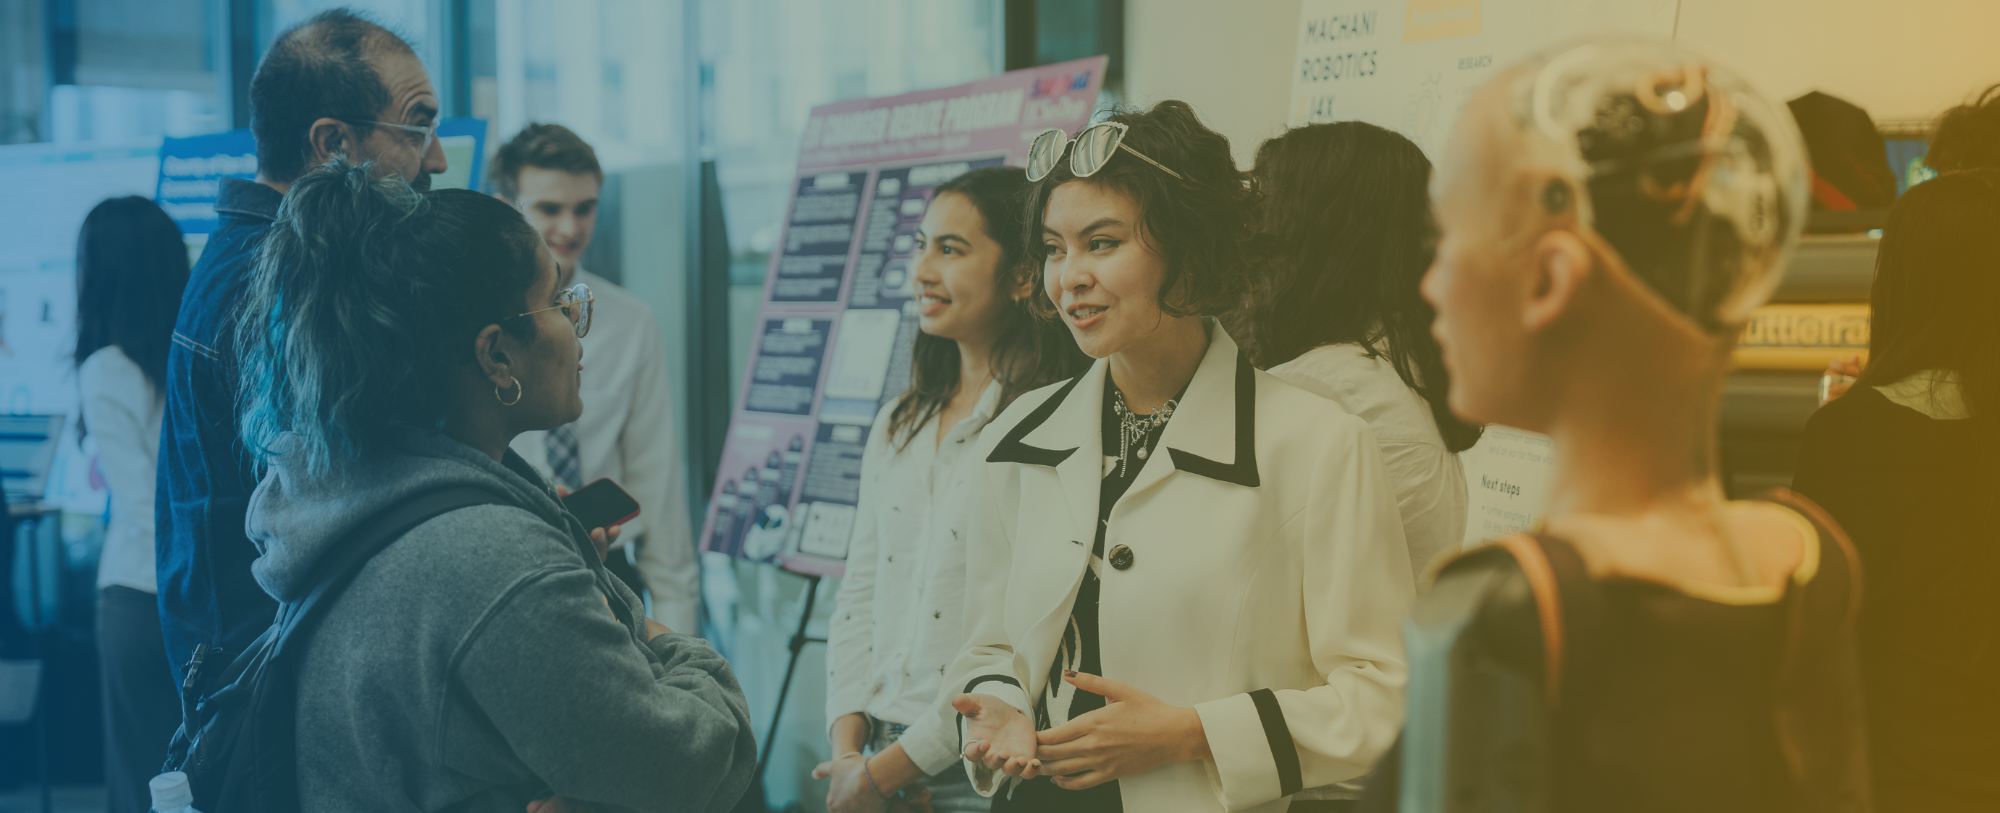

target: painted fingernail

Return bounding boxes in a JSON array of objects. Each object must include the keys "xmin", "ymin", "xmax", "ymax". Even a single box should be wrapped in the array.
[{"xmin": 1064, "ymin": 669, "xmax": 1077, "ymax": 678}]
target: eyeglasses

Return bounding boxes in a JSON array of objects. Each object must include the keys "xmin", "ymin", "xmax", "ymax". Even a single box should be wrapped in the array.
[
  {"xmin": 1026, "ymin": 122, "xmax": 1185, "ymax": 183},
  {"xmin": 511, "ymin": 282, "xmax": 594, "ymax": 338},
  {"xmin": 342, "ymin": 118, "xmax": 439, "ymax": 158}
]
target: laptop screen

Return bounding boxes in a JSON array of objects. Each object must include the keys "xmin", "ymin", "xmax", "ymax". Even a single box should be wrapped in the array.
[{"xmin": 0, "ymin": 414, "xmax": 65, "ymax": 503}]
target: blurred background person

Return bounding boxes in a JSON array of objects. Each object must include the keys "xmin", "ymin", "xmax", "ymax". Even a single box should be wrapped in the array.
[
  {"xmin": 1924, "ymin": 83, "xmax": 2000, "ymax": 174},
  {"xmin": 72, "ymin": 196, "xmax": 190, "ymax": 813},
  {"xmin": 234, "ymin": 162, "xmax": 754, "ymax": 812},
  {"xmin": 815, "ymin": 166, "xmax": 1087, "ymax": 813},
  {"xmin": 491, "ymin": 123, "xmax": 700, "ymax": 633},
  {"xmin": 1368, "ymin": 40, "xmax": 1869, "ymax": 811},
  {"xmin": 1820, "ymin": 81, "xmax": 2000, "ymax": 402},
  {"xmin": 1244, "ymin": 121, "xmax": 1483, "ymax": 580},
  {"xmin": 156, "ymin": 8, "xmax": 450, "ymax": 686},
  {"xmin": 1793, "ymin": 169, "xmax": 2000, "ymax": 813}
]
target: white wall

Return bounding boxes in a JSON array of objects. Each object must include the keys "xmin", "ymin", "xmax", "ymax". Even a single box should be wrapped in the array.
[
  {"xmin": 1125, "ymin": 0, "xmax": 1303, "ymax": 166},
  {"xmin": 1675, "ymin": 0, "xmax": 2000, "ymax": 124},
  {"xmin": 1124, "ymin": 0, "xmax": 2000, "ymax": 166}
]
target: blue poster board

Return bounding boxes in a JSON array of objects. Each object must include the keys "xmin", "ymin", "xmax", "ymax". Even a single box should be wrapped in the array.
[
  {"xmin": 155, "ymin": 129, "xmax": 258, "ymax": 237},
  {"xmin": 153, "ymin": 118, "xmax": 487, "ymax": 237},
  {"xmin": 433, "ymin": 117, "xmax": 488, "ymax": 193}
]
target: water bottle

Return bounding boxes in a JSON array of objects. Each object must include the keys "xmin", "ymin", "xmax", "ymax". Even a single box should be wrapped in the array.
[{"xmin": 149, "ymin": 771, "xmax": 203, "ymax": 813}]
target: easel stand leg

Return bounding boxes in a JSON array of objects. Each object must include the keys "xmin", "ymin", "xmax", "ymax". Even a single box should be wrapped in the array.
[{"xmin": 752, "ymin": 574, "xmax": 827, "ymax": 795}]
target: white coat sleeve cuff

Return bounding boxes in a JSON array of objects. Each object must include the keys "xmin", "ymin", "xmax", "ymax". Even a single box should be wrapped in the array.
[
  {"xmin": 1195, "ymin": 690, "xmax": 1297, "ymax": 810},
  {"xmin": 963, "ymin": 677, "xmax": 1032, "ymax": 716},
  {"xmin": 897, "ymin": 711, "xmax": 960, "ymax": 776},
  {"xmin": 957, "ymin": 676, "xmax": 1031, "ymax": 797}
]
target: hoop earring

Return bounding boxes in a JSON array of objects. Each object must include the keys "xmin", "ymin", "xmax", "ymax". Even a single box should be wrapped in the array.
[{"xmin": 495, "ymin": 377, "xmax": 524, "ymax": 406}]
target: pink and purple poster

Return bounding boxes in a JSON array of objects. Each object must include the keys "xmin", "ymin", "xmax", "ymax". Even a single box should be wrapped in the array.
[{"xmin": 700, "ymin": 57, "xmax": 1107, "ymax": 578}]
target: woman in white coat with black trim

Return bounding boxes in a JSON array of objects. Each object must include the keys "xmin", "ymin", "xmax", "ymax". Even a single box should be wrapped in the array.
[{"xmin": 938, "ymin": 101, "xmax": 1415, "ymax": 813}]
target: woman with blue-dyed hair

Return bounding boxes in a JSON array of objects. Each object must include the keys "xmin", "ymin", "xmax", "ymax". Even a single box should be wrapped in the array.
[{"xmin": 224, "ymin": 160, "xmax": 756, "ymax": 813}]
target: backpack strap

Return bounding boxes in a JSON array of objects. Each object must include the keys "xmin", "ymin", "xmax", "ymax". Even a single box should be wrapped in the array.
[
  {"xmin": 1491, "ymin": 534, "xmax": 1565, "ymax": 703},
  {"xmin": 268, "ymin": 486, "xmax": 501, "ymax": 662},
  {"xmin": 1759, "ymin": 487, "xmax": 1864, "ymax": 629},
  {"xmin": 1749, "ymin": 488, "xmax": 1875, "ymax": 812},
  {"xmin": 1490, "ymin": 532, "xmax": 1602, "ymax": 710}
]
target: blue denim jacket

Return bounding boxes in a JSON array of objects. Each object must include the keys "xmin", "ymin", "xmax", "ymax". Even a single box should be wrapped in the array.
[{"xmin": 156, "ymin": 178, "xmax": 283, "ymax": 685}]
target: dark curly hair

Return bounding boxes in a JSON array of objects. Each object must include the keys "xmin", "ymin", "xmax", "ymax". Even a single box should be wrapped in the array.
[
  {"xmin": 232, "ymin": 160, "xmax": 543, "ymax": 474},
  {"xmin": 1244, "ymin": 122, "xmax": 1483, "ymax": 452},
  {"xmin": 1022, "ymin": 100, "xmax": 1258, "ymax": 320},
  {"xmin": 1928, "ymin": 83, "xmax": 2000, "ymax": 174}
]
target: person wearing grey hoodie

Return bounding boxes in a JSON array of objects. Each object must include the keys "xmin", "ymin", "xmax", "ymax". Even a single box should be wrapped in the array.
[{"xmin": 230, "ymin": 160, "xmax": 755, "ymax": 812}]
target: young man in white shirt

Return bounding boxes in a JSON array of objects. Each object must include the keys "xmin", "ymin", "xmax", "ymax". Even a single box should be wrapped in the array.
[{"xmin": 490, "ymin": 123, "xmax": 700, "ymax": 633}]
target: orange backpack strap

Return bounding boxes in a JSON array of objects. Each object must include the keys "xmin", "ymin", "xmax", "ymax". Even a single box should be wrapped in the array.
[
  {"xmin": 1760, "ymin": 487, "xmax": 1864, "ymax": 627},
  {"xmin": 1492, "ymin": 533, "xmax": 1566, "ymax": 705}
]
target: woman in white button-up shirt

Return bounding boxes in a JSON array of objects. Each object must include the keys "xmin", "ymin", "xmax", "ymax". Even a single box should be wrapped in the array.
[
  {"xmin": 818, "ymin": 167, "xmax": 1087, "ymax": 813},
  {"xmin": 1243, "ymin": 122, "xmax": 1486, "ymax": 582},
  {"xmin": 72, "ymin": 196, "xmax": 190, "ymax": 813}
]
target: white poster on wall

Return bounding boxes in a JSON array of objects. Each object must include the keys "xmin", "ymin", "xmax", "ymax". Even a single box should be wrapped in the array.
[
  {"xmin": 1458, "ymin": 426, "xmax": 1556, "ymax": 547},
  {"xmin": 1288, "ymin": 0, "xmax": 1679, "ymax": 158},
  {"xmin": 1288, "ymin": 0, "xmax": 1673, "ymax": 545}
]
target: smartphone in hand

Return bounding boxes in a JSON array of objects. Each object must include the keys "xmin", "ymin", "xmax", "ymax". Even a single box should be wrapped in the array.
[{"xmin": 560, "ymin": 478, "xmax": 641, "ymax": 529}]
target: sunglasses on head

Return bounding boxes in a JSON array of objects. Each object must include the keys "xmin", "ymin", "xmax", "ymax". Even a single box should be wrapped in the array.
[{"xmin": 1026, "ymin": 122, "xmax": 1186, "ymax": 183}]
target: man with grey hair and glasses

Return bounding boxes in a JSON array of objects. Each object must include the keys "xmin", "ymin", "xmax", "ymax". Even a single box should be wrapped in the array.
[{"xmin": 157, "ymin": 7, "xmax": 450, "ymax": 691}]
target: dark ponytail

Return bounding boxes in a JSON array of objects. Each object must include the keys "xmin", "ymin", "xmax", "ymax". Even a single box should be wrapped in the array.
[{"xmin": 232, "ymin": 160, "xmax": 542, "ymax": 473}]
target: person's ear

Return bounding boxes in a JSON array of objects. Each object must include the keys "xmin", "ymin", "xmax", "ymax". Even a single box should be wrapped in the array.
[
  {"xmin": 307, "ymin": 117, "xmax": 358, "ymax": 166},
  {"xmin": 472, "ymin": 324, "xmax": 516, "ymax": 388},
  {"xmin": 1523, "ymin": 229, "xmax": 1591, "ymax": 333}
]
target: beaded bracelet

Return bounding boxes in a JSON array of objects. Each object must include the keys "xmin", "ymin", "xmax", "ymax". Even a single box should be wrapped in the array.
[{"xmin": 860, "ymin": 757, "xmax": 892, "ymax": 801}]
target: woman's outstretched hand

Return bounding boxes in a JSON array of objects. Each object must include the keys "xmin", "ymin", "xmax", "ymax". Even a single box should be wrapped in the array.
[
  {"xmin": 1032, "ymin": 671, "xmax": 1210, "ymax": 791},
  {"xmin": 953, "ymin": 693, "xmax": 1043, "ymax": 779}
]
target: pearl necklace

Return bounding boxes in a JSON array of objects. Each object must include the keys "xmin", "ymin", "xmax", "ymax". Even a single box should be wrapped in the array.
[{"xmin": 1111, "ymin": 389, "xmax": 1176, "ymax": 478}]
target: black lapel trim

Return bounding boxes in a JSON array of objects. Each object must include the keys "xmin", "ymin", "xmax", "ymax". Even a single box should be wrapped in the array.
[
  {"xmin": 956, "ymin": 674, "xmax": 1028, "ymax": 749},
  {"xmin": 985, "ymin": 372, "xmax": 1086, "ymax": 468},
  {"xmin": 1166, "ymin": 350, "xmax": 1260, "ymax": 487},
  {"xmin": 1249, "ymin": 688, "xmax": 1304, "ymax": 797}
]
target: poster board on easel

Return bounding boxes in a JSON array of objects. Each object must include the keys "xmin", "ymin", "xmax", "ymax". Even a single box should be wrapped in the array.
[{"xmin": 699, "ymin": 58, "xmax": 1109, "ymax": 580}]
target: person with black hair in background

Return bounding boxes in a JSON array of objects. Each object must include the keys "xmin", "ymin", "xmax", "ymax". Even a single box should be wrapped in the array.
[
  {"xmin": 1364, "ymin": 39, "xmax": 1869, "ymax": 813},
  {"xmin": 816, "ymin": 167, "xmax": 1089, "ymax": 813},
  {"xmin": 156, "ymin": 8, "xmax": 450, "ymax": 686},
  {"xmin": 1927, "ymin": 84, "xmax": 2000, "ymax": 174},
  {"xmin": 945, "ymin": 101, "xmax": 1413, "ymax": 813},
  {"xmin": 233, "ymin": 161, "xmax": 754, "ymax": 812},
  {"xmin": 1821, "ymin": 82, "xmax": 2000, "ymax": 400},
  {"xmin": 1245, "ymin": 122, "xmax": 1482, "ymax": 582},
  {"xmin": 73, "ymin": 197, "xmax": 190, "ymax": 813},
  {"xmin": 1792, "ymin": 170, "xmax": 2000, "ymax": 813}
]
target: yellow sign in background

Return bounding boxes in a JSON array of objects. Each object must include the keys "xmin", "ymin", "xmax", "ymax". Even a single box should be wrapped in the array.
[
  {"xmin": 1403, "ymin": 0, "xmax": 1483, "ymax": 43},
  {"xmin": 1733, "ymin": 303, "xmax": 1871, "ymax": 370}
]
